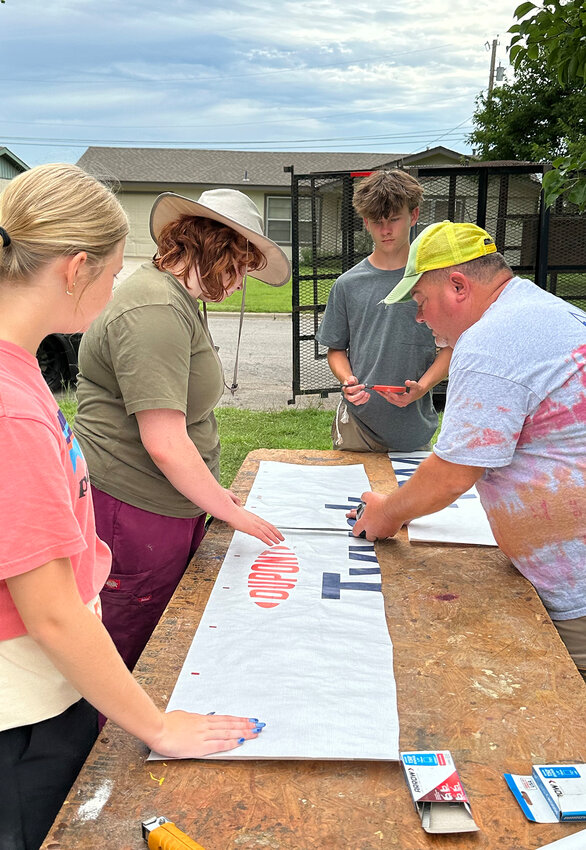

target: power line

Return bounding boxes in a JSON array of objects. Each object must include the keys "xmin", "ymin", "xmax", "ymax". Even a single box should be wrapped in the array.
[
  {"xmin": 411, "ymin": 116, "xmax": 474, "ymax": 154},
  {"xmin": 1, "ymin": 128, "xmax": 472, "ymax": 149}
]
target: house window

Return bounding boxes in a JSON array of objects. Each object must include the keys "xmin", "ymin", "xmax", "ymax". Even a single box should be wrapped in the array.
[
  {"xmin": 266, "ymin": 196, "xmax": 292, "ymax": 244},
  {"xmin": 266, "ymin": 195, "xmax": 318, "ymax": 245}
]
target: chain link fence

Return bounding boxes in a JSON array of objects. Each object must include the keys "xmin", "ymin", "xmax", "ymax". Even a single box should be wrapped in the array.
[{"xmin": 290, "ymin": 164, "xmax": 586, "ymax": 403}]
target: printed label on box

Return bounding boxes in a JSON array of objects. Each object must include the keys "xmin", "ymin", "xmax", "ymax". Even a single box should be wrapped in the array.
[
  {"xmin": 507, "ymin": 765, "xmax": 586, "ymax": 823},
  {"xmin": 533, "ymin": 764, "xmax": 586, "ymax": 821},
  {"xmin": 400, "ymin": 750, "xmax": 478, "ymax": 834}
]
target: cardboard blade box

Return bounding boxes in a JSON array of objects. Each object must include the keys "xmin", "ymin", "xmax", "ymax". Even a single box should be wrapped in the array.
[
  {"xmin": 400, "ymin": 751, "xmax": 479, "ymax": 834},
  {"xmin": 533, "ymin": 765, "xmax": 586, "ymax": 822}
]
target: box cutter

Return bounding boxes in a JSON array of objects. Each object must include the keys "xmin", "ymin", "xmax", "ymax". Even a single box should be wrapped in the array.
[
  {"xmin": 354, "ymin": 500, "xmax": 367, "ymax": 539},
  {"xmin": 142, "ymin": 816, "xmax": 206, "ymax": 850}
]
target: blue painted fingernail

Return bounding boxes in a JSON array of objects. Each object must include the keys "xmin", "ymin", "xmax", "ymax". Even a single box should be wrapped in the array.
[
  {"xmin": 253, "ymin": 726, "xmax": 263, "ymax": 734},
  {"xmin": 207, "ymin": 711, "xmax": 216, "ymax": 715},
  {"xmin": 254, "ymin": 722, "xmax": 266, "ymax": 729},
  {"xmin": 248, "ymin": 717, "xmax": 258, "ymax": 722},
  {"xmin": 238, "ymin": 737, "xmax": 245, "ymax": 744}
]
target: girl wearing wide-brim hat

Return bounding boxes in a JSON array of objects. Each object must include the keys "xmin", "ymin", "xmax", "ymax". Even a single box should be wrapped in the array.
[{"xmin": 75, "ymin": 189, "xmax": 290, "ymax": 673}]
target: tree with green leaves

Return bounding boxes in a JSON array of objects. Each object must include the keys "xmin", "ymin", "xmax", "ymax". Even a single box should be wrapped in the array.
[
  {"xmin": 508, "ymin": 0, "xmax": 586, "ymax": 209},
  {"xmin": 469, "ymin": 60, "xmax": 586, "ymax": 164}
]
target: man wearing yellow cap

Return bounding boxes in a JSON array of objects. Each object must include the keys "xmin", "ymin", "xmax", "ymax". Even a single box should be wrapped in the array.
[{"xmin": 352, "ymin": 220, "xmax": 586, "ymax": 679}]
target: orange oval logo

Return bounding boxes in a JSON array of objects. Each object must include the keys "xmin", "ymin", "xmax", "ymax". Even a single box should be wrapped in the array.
[{"xmin": 248, "ymin": 545, "xmax": 299, "ymax": 608}]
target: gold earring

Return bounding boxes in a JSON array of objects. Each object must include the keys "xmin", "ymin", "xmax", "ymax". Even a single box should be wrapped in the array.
[{"xmin": 65, "ymin": 281, "xmax": 76, "ymax": 296}]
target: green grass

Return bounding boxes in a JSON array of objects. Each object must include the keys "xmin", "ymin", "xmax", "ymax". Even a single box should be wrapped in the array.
[
  {"xmin": 61, "ymin": 397, "xmax": 442, "ymax": 490},
  {"xmin": 215, "ymin": 408, "xmax": 441, "ymax": 487},
  {"xmin": 216, "ymin": 407, "xmax": 332, "ymax": 487},
  {"xmin": 205, "ymin": 267, "xmax": 339, "ymax": 314},
  {"xmin": 206, "ymin": 276, "xmax": 292, "ymax": 313},
  {"xmin": 58, "ymin": 390, "xmax": 78, "ymax": 427}
]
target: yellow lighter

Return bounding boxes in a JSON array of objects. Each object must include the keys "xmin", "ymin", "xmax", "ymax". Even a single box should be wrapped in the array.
[{"xmin": 142, "ymin": 816, "xmax": 206, "ymax": 850}]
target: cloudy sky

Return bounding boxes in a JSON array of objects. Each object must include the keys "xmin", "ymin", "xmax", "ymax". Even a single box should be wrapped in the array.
[{"xmin": 1, "ymin": 0, "xmax": 517, "ymax": 168}]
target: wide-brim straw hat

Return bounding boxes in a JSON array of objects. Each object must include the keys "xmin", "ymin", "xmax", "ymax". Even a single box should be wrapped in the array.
[{"xmin": 150, "ymin": 189, "xmax": 291, "ymax": 287}]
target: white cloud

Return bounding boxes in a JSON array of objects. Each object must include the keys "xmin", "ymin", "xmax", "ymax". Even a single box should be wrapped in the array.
[{"xmin": 0, "ymin": 0, "xmax": 517, "ymax": 165}]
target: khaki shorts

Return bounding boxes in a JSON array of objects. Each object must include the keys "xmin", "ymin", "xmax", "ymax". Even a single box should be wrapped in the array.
[
  {"xmin": 332, "ymin": 399, "xmax": 431, "ymax": 453},
  {"xmin": 552, "ymin": 616, "xmax": 586, "ymax": 681}
]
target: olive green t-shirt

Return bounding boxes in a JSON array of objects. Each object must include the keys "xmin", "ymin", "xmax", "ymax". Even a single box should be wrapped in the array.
[{"xmin": 75, "ymin": 262, "xmax": 223, "ymax": 518}]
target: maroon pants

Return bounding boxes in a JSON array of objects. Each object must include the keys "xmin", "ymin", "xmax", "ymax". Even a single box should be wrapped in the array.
[{"xmin": 92, "ymin": 486, "xmax": 206, "ymax": 672}]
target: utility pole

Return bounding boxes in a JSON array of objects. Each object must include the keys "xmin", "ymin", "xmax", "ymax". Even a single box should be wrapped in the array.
[{"xmin": 486, "ymin": 38, "xmax": 498, "ymax": 97}]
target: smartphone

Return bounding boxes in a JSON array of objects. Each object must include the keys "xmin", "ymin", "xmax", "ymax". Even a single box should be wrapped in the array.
[{"xmin": 368, "ymin": 385, "xmax": 409, "ymax": 394}]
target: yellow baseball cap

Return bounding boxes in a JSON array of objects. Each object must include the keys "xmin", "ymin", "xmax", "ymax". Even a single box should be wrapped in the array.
[{"xmin": 383, "ymin": 220, "xmax": 497, "ymax": 304}]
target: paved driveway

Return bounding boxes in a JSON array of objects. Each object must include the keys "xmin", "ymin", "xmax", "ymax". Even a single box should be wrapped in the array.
[{"xmin": 207, "ymin": 312, "xmax": 338, "ymax": 412}]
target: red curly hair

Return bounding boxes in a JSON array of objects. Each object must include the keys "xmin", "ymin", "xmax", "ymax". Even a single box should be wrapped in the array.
[{"xmin": 153, "ymin": 215, "xmax": 267, "ymax": 302}]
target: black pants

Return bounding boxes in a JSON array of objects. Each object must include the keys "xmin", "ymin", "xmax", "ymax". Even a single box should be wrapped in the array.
[{"xmin": 0, "ymin": 699, "xmax": 98, "ymax": 850}]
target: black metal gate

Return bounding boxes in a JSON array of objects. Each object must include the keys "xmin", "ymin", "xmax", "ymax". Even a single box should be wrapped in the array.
[{"xmin": 289, "ymin": 163, "xmax": 586, "ymax": 403}]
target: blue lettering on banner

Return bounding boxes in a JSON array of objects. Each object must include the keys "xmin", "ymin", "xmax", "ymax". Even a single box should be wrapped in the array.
[
  {"xmin": 394, "ymin": 470, "xmax": 417, "ymax": 481},
  {"xmin": 392, "ymin": 460, "xmax": 479, "ymax": 509},
  {"xmin": 349, "ymin": 551, "xmax": 378, "ymax": 563},
  {"xmin": 321, "ymin": 514, "xmax": 382, "ymax": 599},
  {"xmin": 324, "ymin": 494, "xmax": 364, "ymax": 512},
  {"xmin": 322, "ymin": 573, "xmax": 382, "ymax": 599}
]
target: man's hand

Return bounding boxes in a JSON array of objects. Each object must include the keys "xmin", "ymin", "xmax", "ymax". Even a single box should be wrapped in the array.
[
  {"xmin": 347, "ymin": 491, "xmax": 404, "ymax": 541},
  {"xmin": 347, "ymin": 455, "xmax": 486, "ymax": 542},
  {"xmin": 342, "ymin": 375, "xmax": 370, "ymax": 406}
]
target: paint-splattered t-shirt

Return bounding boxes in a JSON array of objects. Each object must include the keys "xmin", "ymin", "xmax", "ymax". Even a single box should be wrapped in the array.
[{"xmin": 435, "ymin": 277, "xmax": 586, "ymax": 621}]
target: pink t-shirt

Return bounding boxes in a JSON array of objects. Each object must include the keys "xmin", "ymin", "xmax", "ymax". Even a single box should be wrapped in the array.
[{"xmin": 0, "ymin": 340, "xmax": 111, "ymax": 639}]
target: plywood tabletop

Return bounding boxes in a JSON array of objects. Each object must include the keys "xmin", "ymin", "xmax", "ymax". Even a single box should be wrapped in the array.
[{"xmin": 42, "ymin": 450, "xmax": 586, "ymax": 850}]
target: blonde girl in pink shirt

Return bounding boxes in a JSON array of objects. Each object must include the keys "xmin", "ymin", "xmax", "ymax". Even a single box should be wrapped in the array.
[{"xmin": 0, "ymin": 164, "xmax": 263, "ymax": 850}]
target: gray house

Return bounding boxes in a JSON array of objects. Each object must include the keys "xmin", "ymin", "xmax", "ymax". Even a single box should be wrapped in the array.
[
  {"xmin": 76, "ymin": 146, "xmax": 465, "ymax": 260},
  {"xmin": 0, "ymin": 147, "xmax": 29, "ymax": 190}
]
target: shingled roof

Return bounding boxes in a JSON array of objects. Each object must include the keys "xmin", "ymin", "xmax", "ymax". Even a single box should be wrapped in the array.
[{"xmin": 76, "ymin": 147, "xmax": 419, "ymax": 188}]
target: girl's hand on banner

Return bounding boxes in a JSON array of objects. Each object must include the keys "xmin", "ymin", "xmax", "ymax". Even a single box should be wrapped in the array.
[
  {"xmin": 150, "ymin": 711, "xmax": 265, "ymax": 758},
  {"xmin": 227, "ymin": 505, "xmax": 284, "ymax": 546}
]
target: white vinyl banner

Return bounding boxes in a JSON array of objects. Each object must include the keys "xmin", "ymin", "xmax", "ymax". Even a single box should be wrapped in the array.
[
  {"xmin": 150, "ymin": 463, "xmax": 400, "ymax": 761},
  {"xmin": 388, "ymin": 452, "xmax": 497, "ymax": 546},
  {"xmin": 246, "ymin": 460, "xmax": 370, "ymax": 530}
]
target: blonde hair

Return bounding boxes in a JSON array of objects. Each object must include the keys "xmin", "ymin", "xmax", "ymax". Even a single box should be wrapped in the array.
[{"xmin": 0, "ymin": 163, "xmax": 129, "ymax": 283}]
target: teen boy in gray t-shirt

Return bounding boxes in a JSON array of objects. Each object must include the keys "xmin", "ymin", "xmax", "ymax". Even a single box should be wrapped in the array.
[{"xmin": 316, "ymin": 170, "xmax": 451, "ymax": 452}]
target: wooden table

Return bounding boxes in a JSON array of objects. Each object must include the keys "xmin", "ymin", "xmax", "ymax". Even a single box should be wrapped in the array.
[{"xmin": 43, "ymin": 450, "xmax": 586, "ymax": 850}]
